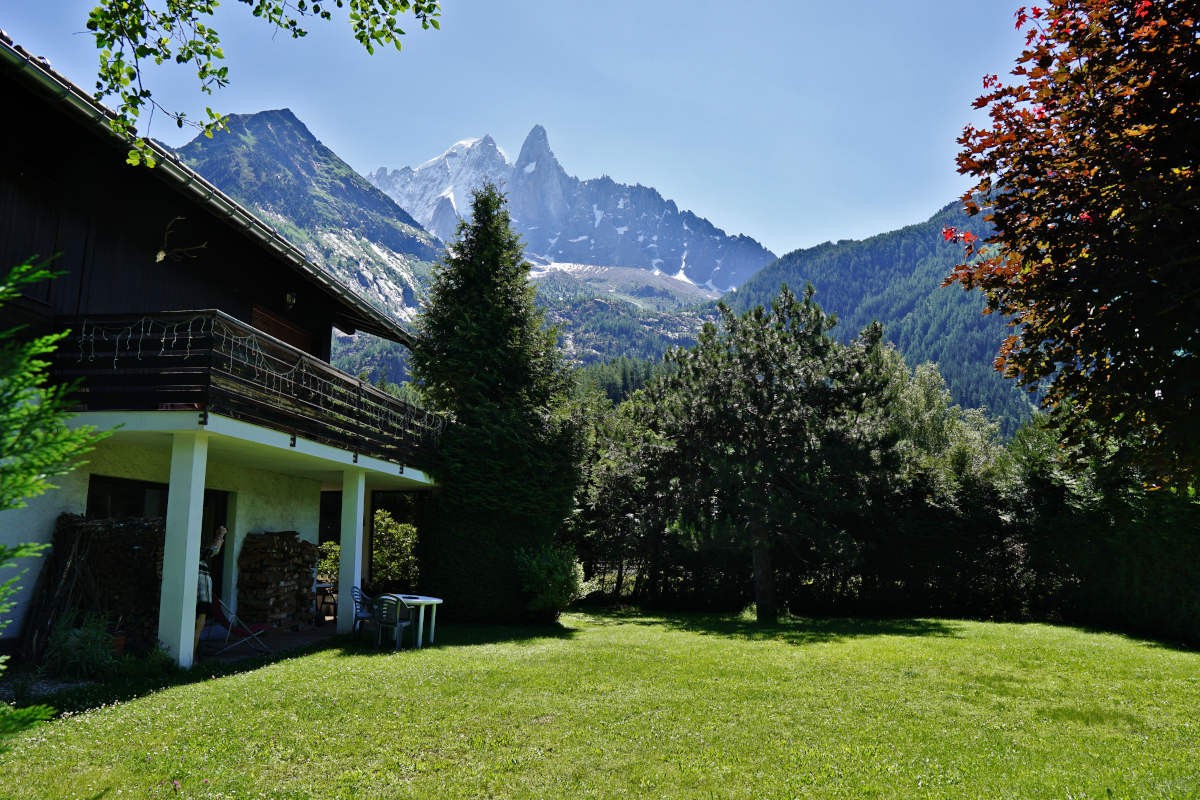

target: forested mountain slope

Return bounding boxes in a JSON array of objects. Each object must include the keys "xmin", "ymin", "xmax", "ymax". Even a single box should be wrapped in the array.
[
  {"xmin": 174, "ymin": 108, "xmax": 1032, "ymax": 431},
  {"xmin": 175, "ymin": 109, "xmax": 440, "ymax": 322},
  {"xmin": 728, "ymin": 202, "xmax": 1034, "ymax": 433}
]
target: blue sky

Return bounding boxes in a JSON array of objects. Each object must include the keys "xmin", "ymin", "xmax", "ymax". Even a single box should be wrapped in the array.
[{"xmin": 4, "ymin": 1, "xmax": 1024, "ymax": 255}]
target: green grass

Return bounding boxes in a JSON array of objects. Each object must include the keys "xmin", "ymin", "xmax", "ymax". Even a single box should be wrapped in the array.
[{"xmin": 2, "ymin": 611, "xmax": 1198, "ymax": 799}]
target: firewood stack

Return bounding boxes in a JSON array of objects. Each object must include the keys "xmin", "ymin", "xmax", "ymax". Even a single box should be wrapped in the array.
[
  {"xmin": 19, "ymin": 514, "xmax": 168, "ymax": 659},
  {"xmin": 236, "ymin": 531, "xmax": 320, "ymax": 628}
]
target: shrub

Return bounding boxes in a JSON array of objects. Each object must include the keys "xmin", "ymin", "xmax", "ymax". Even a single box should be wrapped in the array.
[
  {"xmin": 1, "ymin": 543, "xmax": 54, "ymax": 750},
  {"xmin": 515, "ymin": 544, "xmax": 583, "ymax": 621},
  {"xmin": 109, "ymin": 644, "xmax": 181, "ymax": 685},
  {"xmin": 371, "ymin": 510, "xmax": 419, "ymax": 589},
  {"xmin": 317, "ymin": 541, "xmax": 340, "ymax": 583},
  {"xmin": 41, "ymin": 612, "xmax": 117, "ymax": 680}
]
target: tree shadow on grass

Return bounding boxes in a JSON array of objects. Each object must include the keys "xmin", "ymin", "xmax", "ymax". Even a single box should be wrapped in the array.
[
  {"xmin": 330, "ymin": 620, "xmax": 578, "ymax": 657},
  {"xmin": 25, "ymin": 641, "xmax": 333, "ymax": 715},
  {"xmin": 1044, "ymin": 620, "xmax": 1199, "ymax": 654},
  {"xmin": 579, "ymin": 607, "xmax": 965, "ymax": 647},
  {"xmin": 30, "ymin": 622, "xmax": 579, "ymax": 713}
]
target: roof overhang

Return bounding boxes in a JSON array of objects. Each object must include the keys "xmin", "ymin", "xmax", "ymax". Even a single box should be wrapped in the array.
[{"xmin": 0, "ymin": 33, "xmax": 416, "ymax": 349}]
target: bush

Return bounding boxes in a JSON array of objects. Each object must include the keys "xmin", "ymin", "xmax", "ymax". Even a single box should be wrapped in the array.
[
  {"xmin": 371, "ymin": 510, "xmax": 419, "ymax": 590},
  {"xmin": 515, "ymin": 544, "xmax": 583, "ymax": 621},
  {"xmin": 317, "ymin": 541, "xmax": 340, "ymax": 583},
  {"xmin": 1, "ymin": 543, "xmax": 54, "ymax": 750},
  {"xmin": 41, "ymin": 612, "xmax": 117, "ymax": 680},
  {"xmin": 109, "ymin": 644, "xmax": 181, "ymax": 685}
]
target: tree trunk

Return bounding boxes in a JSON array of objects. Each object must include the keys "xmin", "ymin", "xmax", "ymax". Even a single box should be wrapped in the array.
[
  {"xmin": 632, "ymin": 558, "xmax": 646, "ymax": 600},
  {"xmin": 752, "ymin": 534, "xmax": 777, "ymax": 624}
]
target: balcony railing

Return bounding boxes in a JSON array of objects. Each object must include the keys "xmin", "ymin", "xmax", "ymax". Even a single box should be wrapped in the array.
[{"xmin": 53, "ymin": 310, "xmax": 444, "ymax": 472}]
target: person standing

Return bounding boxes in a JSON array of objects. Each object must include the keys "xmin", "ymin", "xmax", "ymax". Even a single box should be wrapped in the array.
[{"xmin": 193, "ymin": 524, "xmax": 227, "ymax": 657}]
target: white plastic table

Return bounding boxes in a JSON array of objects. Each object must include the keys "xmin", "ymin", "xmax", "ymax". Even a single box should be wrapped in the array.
[{"xmin": 393, "ymin": 594, "xmax": 443, "ymax": 648}]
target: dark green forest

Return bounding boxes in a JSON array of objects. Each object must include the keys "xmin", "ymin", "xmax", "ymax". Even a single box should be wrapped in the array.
[
  {"xmin": 566, "ymin": 291, "xmax": 1199, "ymax": 645},
  {"xmin": 729, "ymin": 202, "xmax": 1033, "ymax": 436}
]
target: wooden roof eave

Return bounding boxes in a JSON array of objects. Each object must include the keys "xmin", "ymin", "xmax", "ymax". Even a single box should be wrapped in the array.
[{"xmin": 0, "ymin": 33, "xmax": 416, "ymax": 351}]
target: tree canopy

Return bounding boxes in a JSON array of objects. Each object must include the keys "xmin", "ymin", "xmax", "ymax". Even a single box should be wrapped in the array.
[
  {"xmin": 948, "ymin": 0, "xmax": 1199, "ymax": 484},
  {"xmin": 573, "ymin": 285, "xmax": 1200, "ymax": 643},
  {"xmin": 84, "ymin": 0, "xmax": 441, "ymax": 165},
  {"xmin": 636, "ymin": 286, "xmax": 897, "ymax": 622}
]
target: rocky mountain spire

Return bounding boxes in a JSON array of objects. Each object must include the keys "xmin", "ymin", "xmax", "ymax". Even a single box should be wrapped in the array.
[
  {"xmin": 507, "ymin": 125, "xmax": 574, "ymax": 251},
  {"xmin": 369, "ymin": 124, "xmax": 776, "ymax": 290}
]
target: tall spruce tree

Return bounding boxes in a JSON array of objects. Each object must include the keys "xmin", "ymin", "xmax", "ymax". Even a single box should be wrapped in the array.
[{"xmin": 412, "ymin": 184, "xmax": 579, "ymax": 621}]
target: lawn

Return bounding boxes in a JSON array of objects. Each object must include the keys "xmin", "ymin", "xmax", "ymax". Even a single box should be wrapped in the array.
[{"xmin": 2, "ymin": 611, "xmax": 1197, "ymax": 799}]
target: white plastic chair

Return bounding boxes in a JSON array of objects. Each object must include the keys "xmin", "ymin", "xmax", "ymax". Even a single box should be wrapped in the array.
[{"xmin": 372, "ymin": 595, "xmax": 411, "ymax": 650}]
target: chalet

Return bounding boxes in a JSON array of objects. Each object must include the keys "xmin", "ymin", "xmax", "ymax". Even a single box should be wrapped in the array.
[{"xmin": 0, "ymin": 35, "xmax": 441, "ymax": 667}]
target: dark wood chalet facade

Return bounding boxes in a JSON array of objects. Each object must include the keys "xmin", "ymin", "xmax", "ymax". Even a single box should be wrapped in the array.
[{"xmin": 0, "ymin": 34, "xmax": 441, "ymax": 667}]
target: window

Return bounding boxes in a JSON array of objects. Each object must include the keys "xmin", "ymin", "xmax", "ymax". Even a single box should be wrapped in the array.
[{"xmin": 86, "ymin": 475, "xmax": 168, "ymax": 519}]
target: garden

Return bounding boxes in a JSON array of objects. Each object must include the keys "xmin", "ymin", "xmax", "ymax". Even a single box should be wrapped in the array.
[{"xmin": 2, "ymin": 611, "xmax": 1198, "ymax": 799}]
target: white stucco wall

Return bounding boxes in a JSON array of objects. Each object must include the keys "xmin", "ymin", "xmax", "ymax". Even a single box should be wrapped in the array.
[{"xmin": 0, "ymin": 437, "xmax": 321, "ymax": 640}]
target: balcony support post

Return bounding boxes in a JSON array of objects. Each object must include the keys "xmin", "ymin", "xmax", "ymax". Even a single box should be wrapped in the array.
[
  {"xmin": 336, "ymin": 468, "xmax": 367, "ymax": 634},
  {"xmin": 158, "ymin": 431, "xmax": 209, "ymax": 668}
]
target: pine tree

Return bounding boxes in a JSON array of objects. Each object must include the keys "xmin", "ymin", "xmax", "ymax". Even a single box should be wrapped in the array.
[
  {"xmin": 412, "ymin": 184, "xmax": 579, "ymax": 621},
  {"xmin": 638, "ymin": 286, "xmax": 898, "ymax": 622}
]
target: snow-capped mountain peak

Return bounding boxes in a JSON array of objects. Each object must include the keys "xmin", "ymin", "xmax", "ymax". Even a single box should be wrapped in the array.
[
  {"xmin": 368, "ymin": 134, "xmax": 508, "ymax": 242},
  {"xmin": 369, "ymin": 125, "xmax": 776, "ymax": 290}
]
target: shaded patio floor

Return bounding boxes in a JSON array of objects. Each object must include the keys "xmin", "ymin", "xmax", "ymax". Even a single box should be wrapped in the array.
[{"xmin": 197, "ymin": 611, "xmax": 343, "ymax": 664}]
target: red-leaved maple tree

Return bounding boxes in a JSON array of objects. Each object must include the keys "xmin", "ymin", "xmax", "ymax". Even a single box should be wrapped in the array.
[{"xmin": 948, "ymin": 0, "xmax": 1199, "ymax": 483}]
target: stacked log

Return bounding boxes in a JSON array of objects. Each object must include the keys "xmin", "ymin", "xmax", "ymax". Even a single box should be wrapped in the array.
[
  {"xmin": 236, "ymin": 531, "xmax": 319, "ymax": 628},
  {"xmin": 19, "ymin": 514, "xmax": 166, "ymax": 661}
]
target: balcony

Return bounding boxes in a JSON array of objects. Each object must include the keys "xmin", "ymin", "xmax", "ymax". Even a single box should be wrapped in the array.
[{"xmin": 52, "ymin": 310, "xmax": 443, "ymax": 471}]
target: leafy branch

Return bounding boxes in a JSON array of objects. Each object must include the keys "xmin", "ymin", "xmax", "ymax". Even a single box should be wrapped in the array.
[{"xmin": 84, "ymin": 0, "xmax": 441, "ymax": 165}]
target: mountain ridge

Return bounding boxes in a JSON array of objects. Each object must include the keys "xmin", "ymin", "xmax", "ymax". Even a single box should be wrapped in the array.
[
  {"xmin": 728, "ymin": 201, "xmax": 1034, "ymax": 433},
  {"xmin": 175, "ymin": 108, "xmax": 440, "ymax": 322},
  {"xmin": 174, "ymin": 108, "xmax": 1031, "ymax": 431},
  {"xmin": 369, "ymin": 125, "xmax": 777, "ymax": 291}
]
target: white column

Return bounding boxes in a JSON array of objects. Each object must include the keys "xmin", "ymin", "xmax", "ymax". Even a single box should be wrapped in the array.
[
  {"xmin": 336, "ymin": 469, "xmax": 366, "ymax": 634},
  {"xmin": 157, "ymin": 431, "xmax": 209, "ymax": 668}
]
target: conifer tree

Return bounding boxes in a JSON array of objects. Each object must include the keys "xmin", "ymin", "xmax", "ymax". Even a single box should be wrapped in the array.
[
  {"xmin": 639, "ymin": 286, "xmax": 897, "ymax": 622},
  {"xmin": 412, "ymin": 184, "xmax": 579, "ymax": 621},
  {"xmin": 1, "ymin": 259, "xmax": 103, "ymax": 747}
]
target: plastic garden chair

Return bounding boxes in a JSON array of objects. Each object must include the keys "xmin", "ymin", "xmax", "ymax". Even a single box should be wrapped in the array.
[
  {"xmin": 351, "ymin": 586, "xmax": 374, "ymax": 634},
  {"xmin": 371, "ymin": 595, "xmax": 411, "ymax": 651}
]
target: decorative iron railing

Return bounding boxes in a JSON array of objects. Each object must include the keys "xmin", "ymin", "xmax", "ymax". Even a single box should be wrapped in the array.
[{"xmin": 53, "ymin": 310, "xmax": 443, "ymax": 471}]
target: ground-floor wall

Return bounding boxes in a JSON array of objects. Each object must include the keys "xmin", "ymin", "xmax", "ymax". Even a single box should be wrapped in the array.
[{"xmin": 0, "ymin": 438, "xmax": 321, "ymax": 640}]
